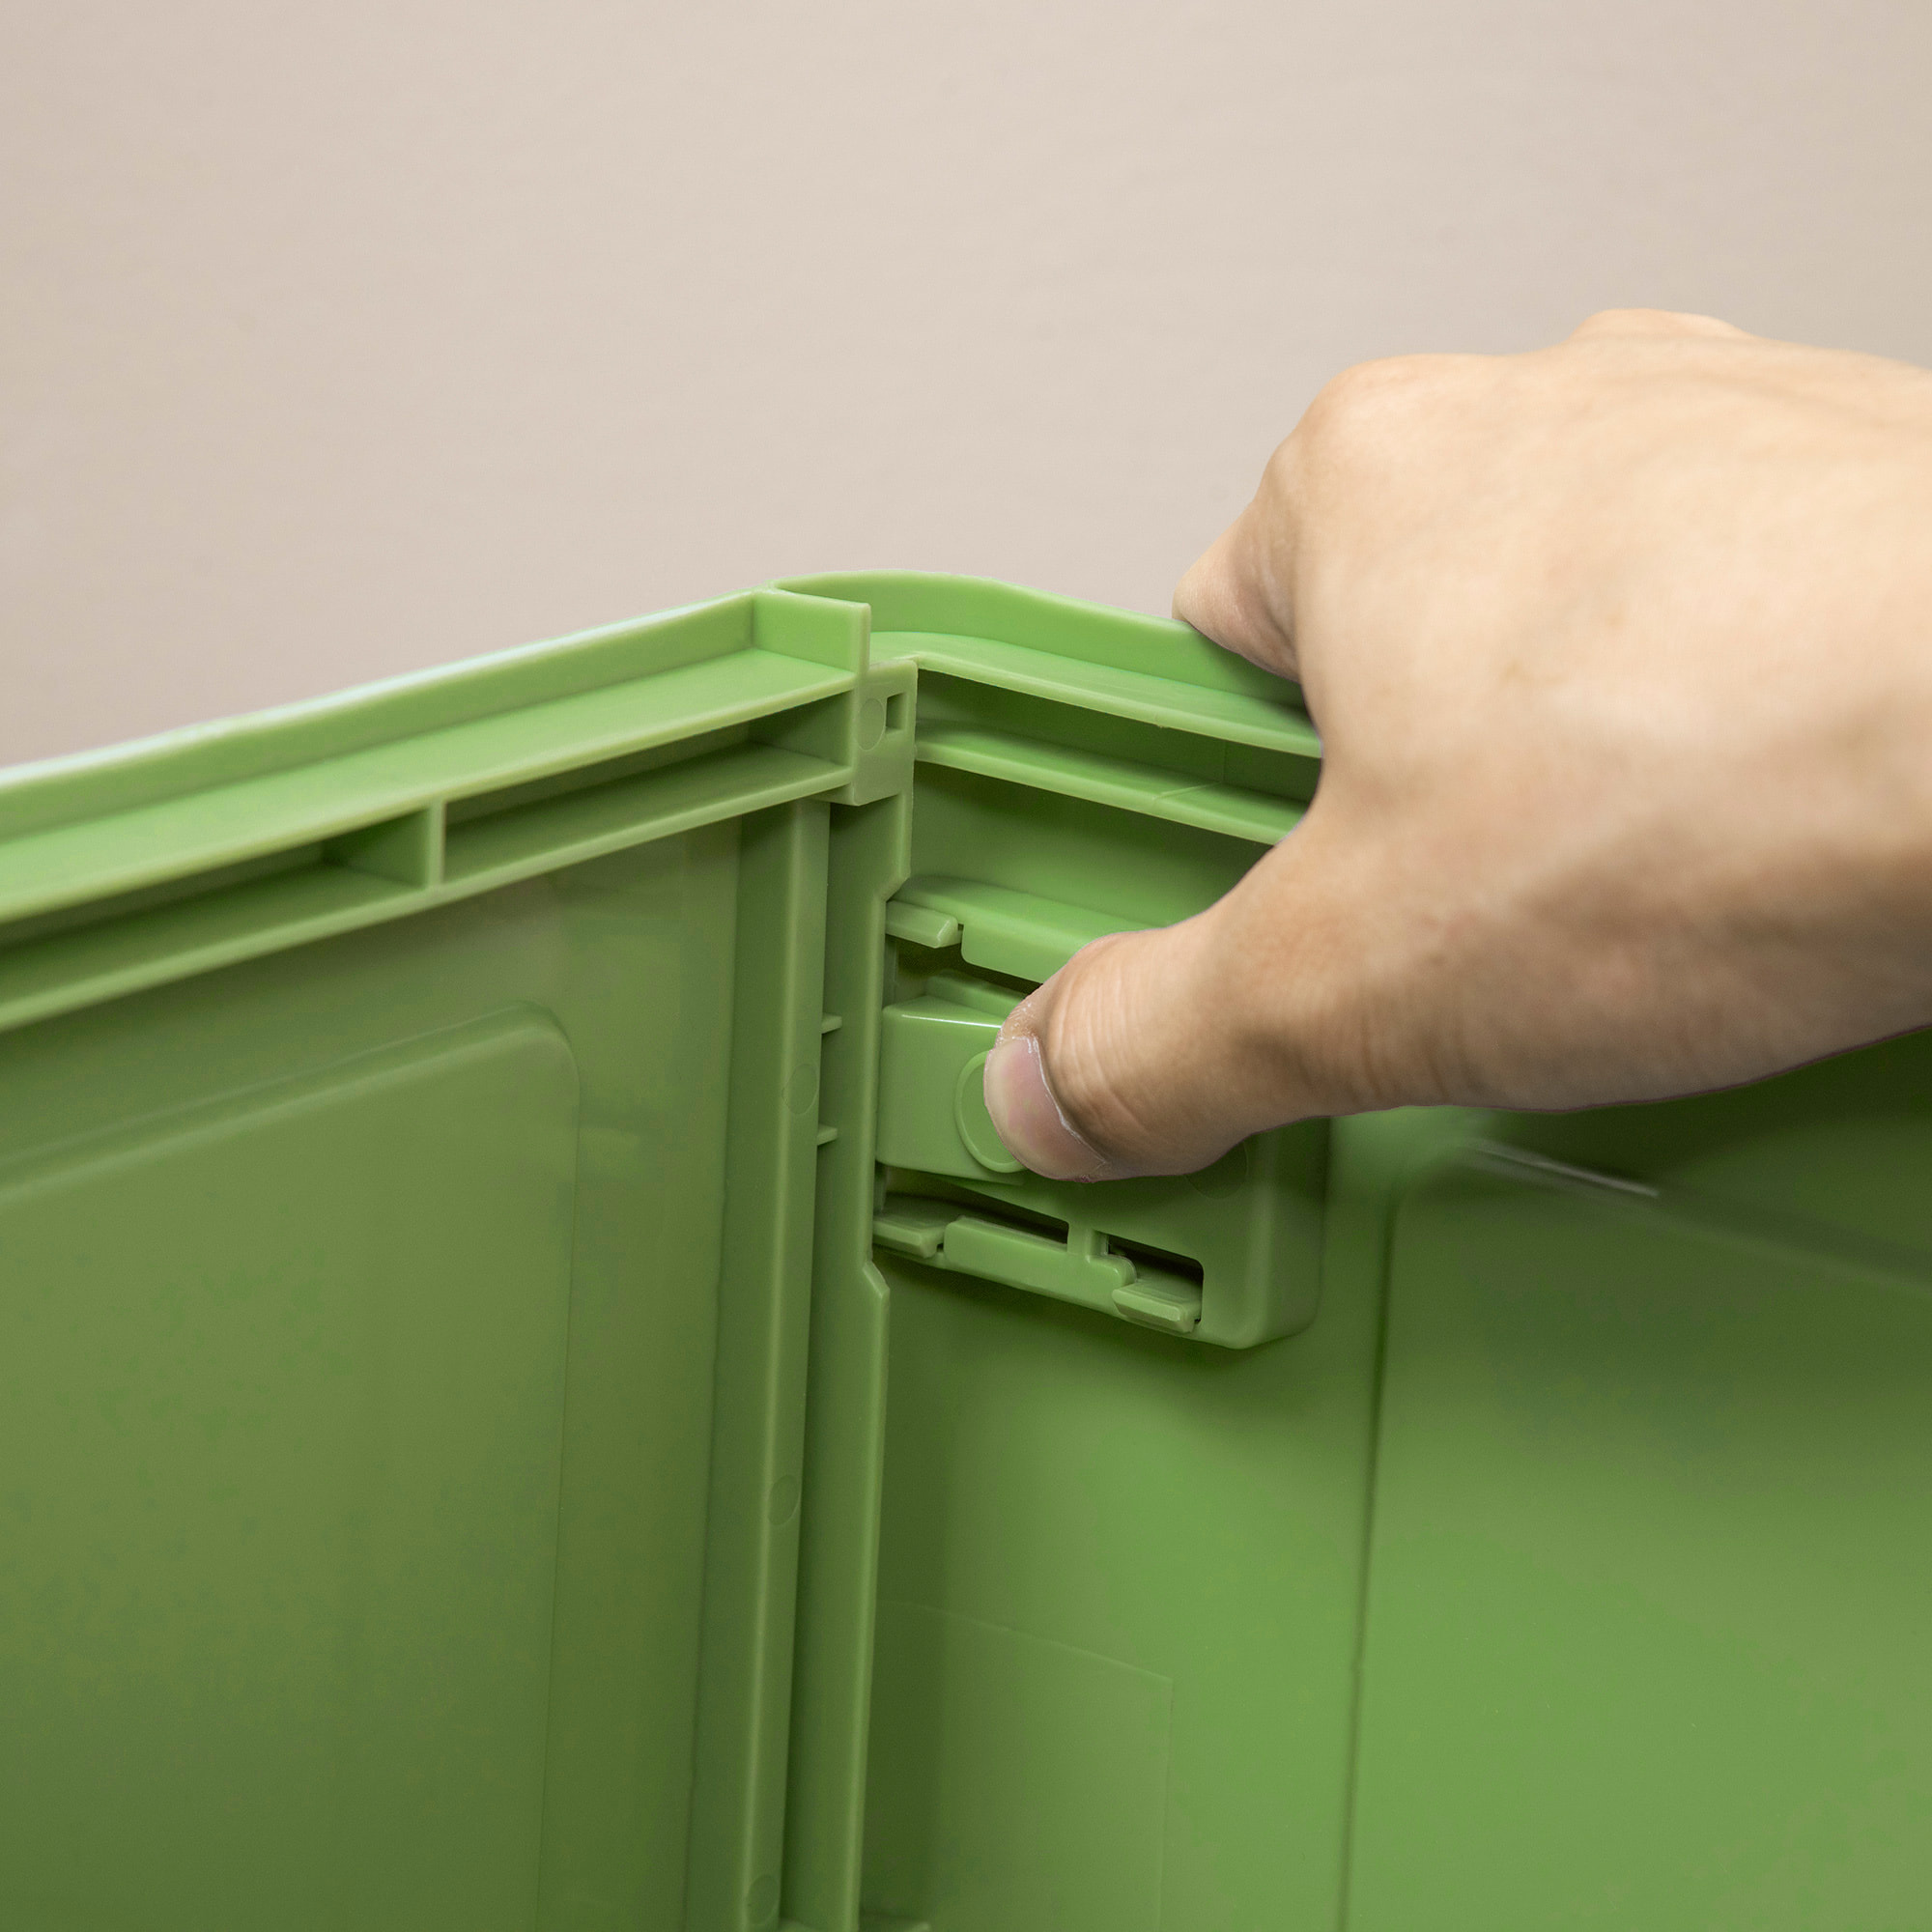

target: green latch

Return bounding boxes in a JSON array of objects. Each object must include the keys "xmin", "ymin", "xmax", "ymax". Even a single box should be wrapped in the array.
[
  {"xmin": 874, "ymin": 980, "xmax": 1021, "ymax": 1181},
  {"xmin": 872, "ymin": 960, "xmax": 1324, "ymax": 1350},
  {"xmin": 872, "ymin": 1197, "xmax": 1204, "ymax": 1338},
  {"xmin": 871, "ymin": 987, "xmax": 1205, "ymax": 1335}
]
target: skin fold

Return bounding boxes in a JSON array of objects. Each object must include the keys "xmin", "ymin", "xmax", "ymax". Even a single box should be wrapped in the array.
[{"xmin": 981, "ymin": 310, "xmax": 1932, "ymax": 1179}]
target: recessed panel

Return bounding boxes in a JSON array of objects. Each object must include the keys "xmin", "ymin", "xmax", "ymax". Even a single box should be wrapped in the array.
[
  {"xmin": 1349, "ymin": 1158, "xmax": 1932, "ymax": 1930},
  {"xmin": 0, "ymin": 1010, "xmax": 579, "ymax": 1931}
]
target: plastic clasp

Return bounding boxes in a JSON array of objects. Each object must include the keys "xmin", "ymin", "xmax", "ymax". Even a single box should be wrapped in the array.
[
  {"xmin": 875, "ymin": 984, "xmax": 1015, "ymax": 1182},
  {"xmin": 871, "ymin": 972, "xmax": 1326, "ymax": 1348},
  {"xmin": 873, "ymin": 1200, "xmax": 1203, "ymax": 1337}
]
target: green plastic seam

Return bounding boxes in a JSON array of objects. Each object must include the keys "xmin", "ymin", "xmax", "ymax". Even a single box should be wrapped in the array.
[
  {"xmin": 781, "ymin": 791, "xmax": 913, "ymax": 1932},
  {"xmin": 686, "ymin": 799, "xmax": 834, "ymax": 1932}
]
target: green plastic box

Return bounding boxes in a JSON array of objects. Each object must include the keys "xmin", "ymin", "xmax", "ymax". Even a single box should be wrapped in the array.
[{"xmin": 2, "ymin": 573, "xmax": 1928, "ymax": 1930}]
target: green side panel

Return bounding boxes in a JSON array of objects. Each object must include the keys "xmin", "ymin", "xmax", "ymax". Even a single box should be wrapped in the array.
[
  {"xmin": 0, "ymin": 1009, "xmax": 576, "ymax": 1929},
  {"xmin": 0, "ymin": 845, "xmax": 750, "ymax": 1928},
  {"xmin": 0, "ymin": 587, "xmax": 897, "ymax": 1932},
  {"xmin": 1349, "ymin": 1142, "xmax": 1932, "ymax": 1928}
]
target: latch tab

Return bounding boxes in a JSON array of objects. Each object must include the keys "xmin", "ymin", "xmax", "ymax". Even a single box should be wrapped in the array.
[
  {"xmin": 873, "ymin": 1197, "xmax": 1203, "ymax": 1337},
  {"xmin": 871, "ymin": 966, "xmax": 1325, "ymax": 1349}
]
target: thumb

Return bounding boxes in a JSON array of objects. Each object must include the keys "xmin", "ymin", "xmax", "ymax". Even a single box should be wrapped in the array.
[{"xmin": 981, "ymin": 911, "xmax": 1285, "ymax": 1179}]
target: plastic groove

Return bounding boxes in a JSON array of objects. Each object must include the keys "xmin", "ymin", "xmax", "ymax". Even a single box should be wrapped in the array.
[
  {"xmin": 0, "ymin": 743, "xmax": 845, "ymax": 1038},
  {"xmin": 323, "ymin": 805, "xmax": 443, "ymax": 888},
  {"xmin": 781, "ymin": 795, "xmax": 908, "ymax": 1930},
  {"xmin": 882, "ymin": 632, "xmax": 1321, "ymax": 758},
  {"xmin": 872, "ymin": 1195, "xmax": 1204, "ymax": 1337},
  {"xmin": 778, "ymin": 568, "xmax": 1293, "ymax": 697},
  {"xmin": 915, "ymin": 723, "xmax": 1303, "ymax": 845},
  {"xmin": 684, "ymin": 801, "xmax": 832, "ymax": 1929},
  {"xmin": 0, "ymin": 862, "xmax": 418, "ymax": 1037},
  {"xmin": 442, "ymin": 742, "xmax": 838, "ymax": 885},
  {"xmin": 0, "ymin": 651, "xmax": 849, "ymax": 932}
]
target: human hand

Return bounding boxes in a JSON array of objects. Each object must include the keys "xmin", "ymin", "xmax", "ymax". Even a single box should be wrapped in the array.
[{"xmin": 983, "ymin": 310, "xmax": 1932, "ymax": 1179}]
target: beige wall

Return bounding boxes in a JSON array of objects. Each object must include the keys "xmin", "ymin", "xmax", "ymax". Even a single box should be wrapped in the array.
[{"xmin": 4, "ymin": 2, "xmax": 1929, "ymax": 765}]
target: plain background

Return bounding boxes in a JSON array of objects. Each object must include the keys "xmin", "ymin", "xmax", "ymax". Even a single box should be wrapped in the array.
[{"xmin": 4, "ymin": 2, "xmax": 1930, "ymax": 767}]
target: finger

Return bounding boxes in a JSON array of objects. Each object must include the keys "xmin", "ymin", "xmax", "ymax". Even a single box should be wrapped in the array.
[
  {"xmin": 982, "ymin": 914, "xmax": 1284, "ymax": 1179},
  {"xmin": 1173, "ymin": 442, "xmax": 1303, "ymax": 680},
  {"xmin": 980, "ymin": 1023, "xmax": 1118, "ymax": 1181},
  {"xmin": 1566, "ymin": 307, "xmax": 1752, "ymax": 342}
]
